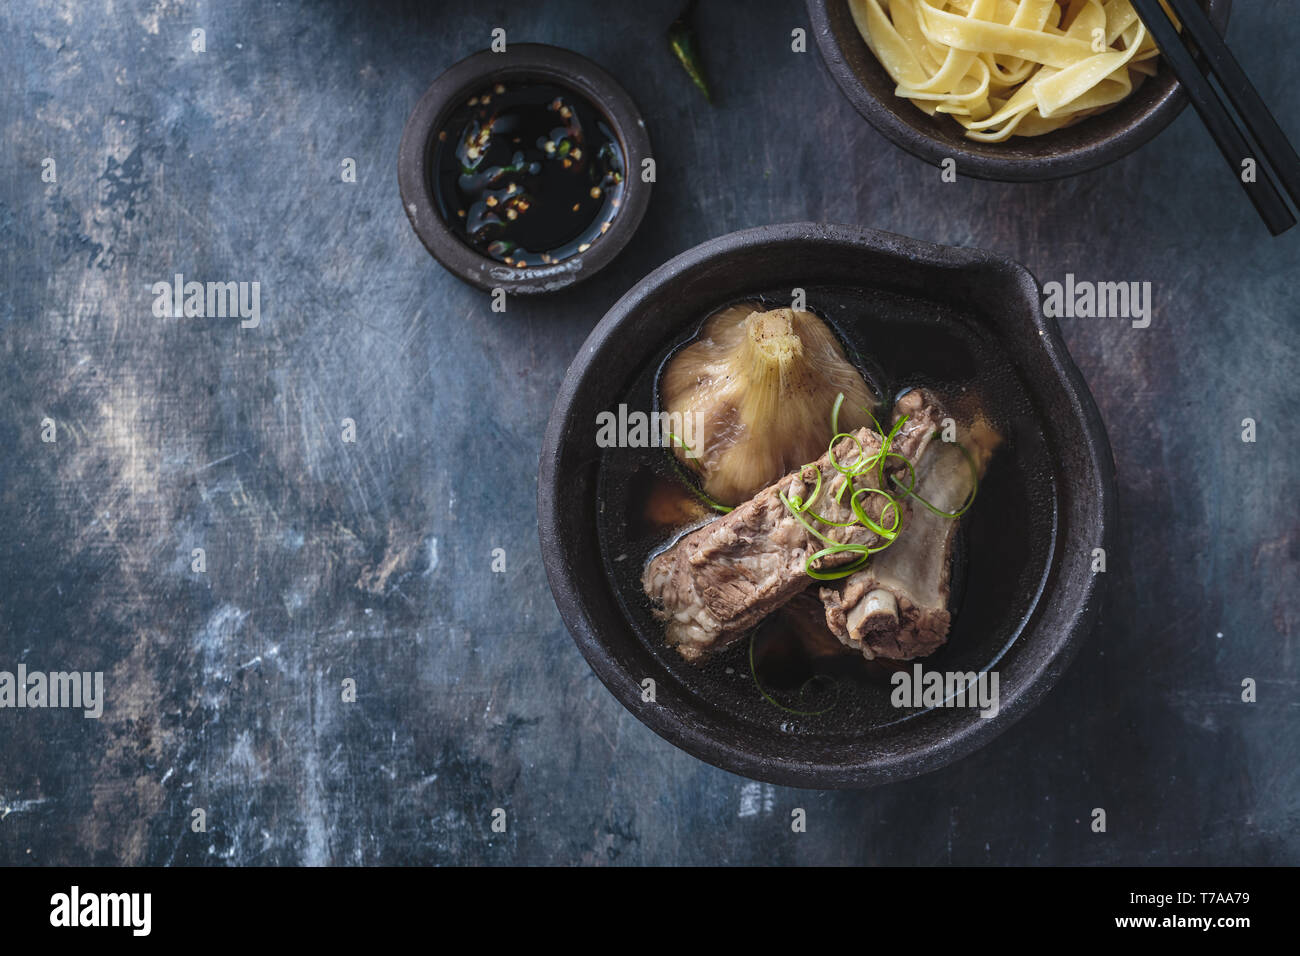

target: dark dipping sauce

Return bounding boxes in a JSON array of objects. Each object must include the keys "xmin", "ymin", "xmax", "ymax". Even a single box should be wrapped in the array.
[
  {"xmin": 594, "ymin": 288, "xmax": 1060, "ymax": 738},
  {"xmin": 431, "ymin": 80, "xmax": 626, "ymax": 268}
]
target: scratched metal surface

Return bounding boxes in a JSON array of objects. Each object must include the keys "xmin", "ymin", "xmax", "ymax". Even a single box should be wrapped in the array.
[{"xmin": 0, "ymin": 0, "xmax": 1296, "ymax": 866}]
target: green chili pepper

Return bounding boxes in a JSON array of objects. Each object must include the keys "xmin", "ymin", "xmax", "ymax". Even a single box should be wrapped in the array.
[{"xmin": 668, "ymin": 1, "xmax": 712, "ymax": 103}]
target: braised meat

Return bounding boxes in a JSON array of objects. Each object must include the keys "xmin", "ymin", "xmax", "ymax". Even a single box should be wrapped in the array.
[
  {"xmin": 819, "ymin": 414, "xmax": 1001, "ymax": 660},
  {"xmin": 643, "ymin": 393, "xmax": 942, "ymax": 661}
]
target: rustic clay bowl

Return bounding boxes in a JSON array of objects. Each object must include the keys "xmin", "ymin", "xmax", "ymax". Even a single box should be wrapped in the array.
[
  {"xmin": 398, "ymin": 43, "xmax": 652, "ymax": 294},
  {"xmin": 806, "ymin": 0, "xmax": 1232, "ymax": 181},
  {"xmin": 539, "ymin": 223, "xmax": 1116, "ymax": 787}
]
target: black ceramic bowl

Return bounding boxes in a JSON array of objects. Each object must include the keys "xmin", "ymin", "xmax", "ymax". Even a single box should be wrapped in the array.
[
  {"xmin": 807, "ymin": 0, "xmax": 1232, "ymax": 182},
  {"xmin": 539, "ymin": 223, "xmax": 1116, "ymax": 788},
  {"xmin": 398, "ymin": 44, "xmax": 652, "ymax": 294}
]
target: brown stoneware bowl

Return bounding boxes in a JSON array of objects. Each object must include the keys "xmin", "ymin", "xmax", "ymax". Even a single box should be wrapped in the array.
[
  {"xmin": 806, "ymin": 0, "xmax": 1232, "ymax": 182},
  {"xmin": 398, "ymin": 44, "xmax": 652, "ymax": 294},
  {"xmin": 538, "ymin": 223, "xmax": 1116, "ymax": 788}
]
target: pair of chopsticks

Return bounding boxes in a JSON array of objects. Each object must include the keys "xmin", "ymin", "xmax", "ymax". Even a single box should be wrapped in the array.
[{"xmin": 1130, "ymin": 0, "xmax": 1300, "ymax": 236}]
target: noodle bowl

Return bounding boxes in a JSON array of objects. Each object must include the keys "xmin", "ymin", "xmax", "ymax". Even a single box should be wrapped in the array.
[{"xmin": 850, "ymin": 0, "xmax": 1163, "ymax": 142}]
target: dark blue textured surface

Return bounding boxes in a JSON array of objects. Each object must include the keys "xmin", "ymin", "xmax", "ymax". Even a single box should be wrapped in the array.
[{"xmin": 0, "ymin": 0, "xmax": 1295, "ymax": 865}]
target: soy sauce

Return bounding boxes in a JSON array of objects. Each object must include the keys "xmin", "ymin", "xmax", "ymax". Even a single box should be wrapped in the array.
[{"xmin": 431, "ymin": 81, "xmax": 626, "ymax": 268}]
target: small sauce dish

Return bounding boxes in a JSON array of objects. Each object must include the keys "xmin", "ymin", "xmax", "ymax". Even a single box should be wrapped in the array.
[{"xmin": 399, "ymin": 44, "xmax": 652, "ymax": 294}]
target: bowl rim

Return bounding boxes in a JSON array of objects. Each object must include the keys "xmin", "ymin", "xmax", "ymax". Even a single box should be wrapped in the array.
[
  {"xmin": 397, "ymin": 43, "xmax": 653, "ymax": 294},
  {"xmin": 805, "ymin": 0, "xmax": 1234, "ymax": 182},
  {"xmin": 538, "ymin": 222, "xmax": 1117, "ymax": 787}
]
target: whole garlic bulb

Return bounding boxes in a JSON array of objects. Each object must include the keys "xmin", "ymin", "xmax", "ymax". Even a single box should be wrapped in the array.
[{"xmin": 660, "ymin": 304, "xmax": 877, "ymax": 506}]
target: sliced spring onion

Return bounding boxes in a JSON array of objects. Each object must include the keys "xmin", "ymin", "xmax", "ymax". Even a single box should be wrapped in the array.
[
  {"xmin": 779, "ymin": 490, "xmax": 892, "ymax": 581},
  {"xmin": 748, "ymin": 632, "xmax": 839, "ymax": 716},
  {"xmin": 784, "ymin": 465, "xmax": 823, "ymax": 514},
  {"xmin": 801, "ymin": 506, "xmax": 866, "ymax": 529},
  {"xmin": 849, "ymin": 486, "xmax": 902, "ymax": 539},
  {"xmin": 778, "ymin": 490, "xmax": 846, "ymax": 549},
  {"xmin": 662, "ymin": 434, "xmax": 733, "ymax": 514},
  {"xmin": 775, "ymin": 393, "xmax": 981, "ymax": 583},
  {"xmin": 661, "ymin": 390, "xmax": 978, "ymax": 588},
  {"xmin": 876, "ymin": 412, "xmax": 910, "ymax": 485},
  {"xmin": 888, "ymin": 440, "xmax": 981, "ymax": 519},
  {"xmin": 830, "ymin": 391, "xmax": 845, "ymax": 437},
  {"xmin": 827, "ymin": 431, "xmax": 872, "ymax": 479},
  {"xmin": 666, "ymin": 431, "xmax": 692, "ymax": 453},
  {"xmin": 803, "ymin": 544, "xmax": 874, "ymax": 580}
]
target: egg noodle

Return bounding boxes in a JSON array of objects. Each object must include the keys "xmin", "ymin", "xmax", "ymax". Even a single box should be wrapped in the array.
[{"xmin": 850, "ymin": 0, "xmax": 1165, "ymax": 141}]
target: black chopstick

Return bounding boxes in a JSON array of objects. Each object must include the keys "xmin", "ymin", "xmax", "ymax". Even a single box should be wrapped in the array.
[
  {"xmin": 1168, "ymin": 0, "xmax": 1300, "ymax": 210},
  {"xmin": 1129, "ymin": 0, "xmax": 1296, "ymax": 236}
]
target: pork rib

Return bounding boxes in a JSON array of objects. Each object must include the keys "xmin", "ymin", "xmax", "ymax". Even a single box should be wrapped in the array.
[
  {"xmin": 642, "ymin": 394, "xmax": 941, "ymax": 661},
  {"xmin": 819, "ymin": 412, "xmax": 1001, "ymax": 660}
]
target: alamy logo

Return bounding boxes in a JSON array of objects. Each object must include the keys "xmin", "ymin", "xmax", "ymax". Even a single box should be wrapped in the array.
[
  {"xmin": 1042, "ymin": 273, "xmax": 1152, "ymax": 328},
  {"xmin": 50, "ymin": 886, "xmax": 150, "ymax": 936},
  {"xmin": 595, "ymin": 404, "xmax": 705, "ymax": 458},
  {"xmin": 0, "ymin": 665, "xmax": 103, "ymax": 718},
  {"xmin": 151, "ymin": 273, "xmax": 261, "ymax": 328},
  {"xmin": 890, "ymin": 665, "xmax": 999, "ymax": 718}
]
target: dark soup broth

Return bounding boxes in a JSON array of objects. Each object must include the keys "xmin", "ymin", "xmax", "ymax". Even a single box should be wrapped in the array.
[{"xmin": 595, "ymin": 286, "xmax": 1058, "ymax": 738}]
